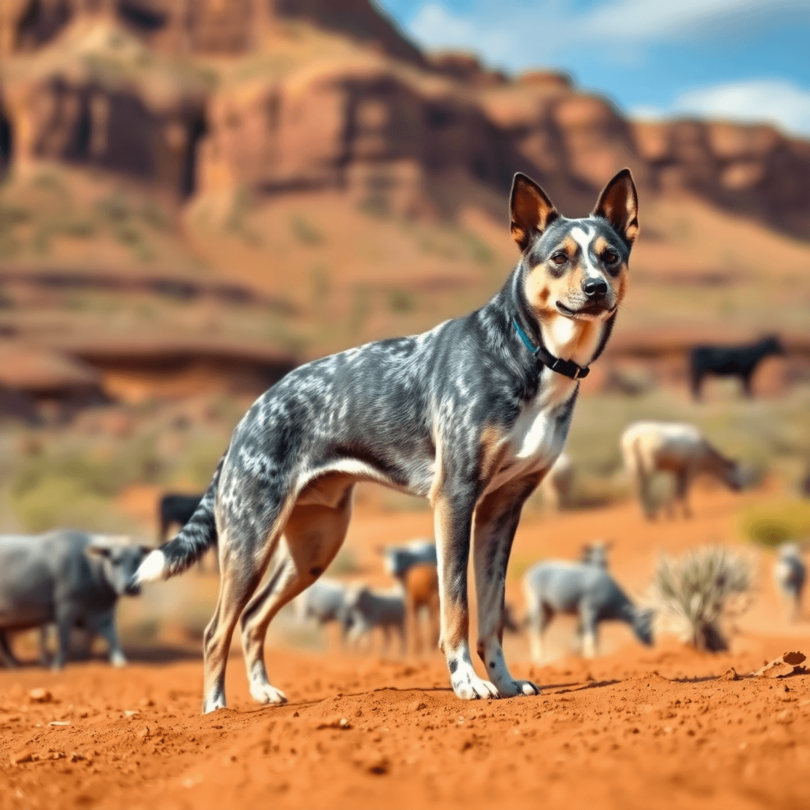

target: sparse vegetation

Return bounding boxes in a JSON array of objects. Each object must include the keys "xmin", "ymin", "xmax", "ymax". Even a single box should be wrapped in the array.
[
  {"xmin": 291, "ymin": 215, "xmax": 324, "ymax": 246},
  {"xmin": 739, "ymin": 500, "xmax": 810, "ymax": 548},
  {"xmin": 649, "ymin": 546, "xmax": 754, "ymax": 651},
  {"xmin": 388, "ymin": 288, "xmax": 416, "ymax": 314}
]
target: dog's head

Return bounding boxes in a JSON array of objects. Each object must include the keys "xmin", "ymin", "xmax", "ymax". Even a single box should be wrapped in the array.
[{"xmin": 510, "ymin": 169, "xmax": 638, "ymax": 323}]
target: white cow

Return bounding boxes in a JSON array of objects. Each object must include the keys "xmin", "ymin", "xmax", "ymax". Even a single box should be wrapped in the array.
[{"xmin": 621, "ymin": 421, "xmax": 743, "ymax": 520}]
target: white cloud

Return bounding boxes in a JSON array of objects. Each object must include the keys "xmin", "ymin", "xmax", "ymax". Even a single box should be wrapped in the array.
[
  {"xmin": 673, "ymin": 80, "xmax": 810, "ymax": 137},
  {"xmin": 402, "ymin": 0, "xmax": 810, "ymax": 71},
  {"xmin": 578, "ymin": 0, "xmax": 810, "ymax": 42}
]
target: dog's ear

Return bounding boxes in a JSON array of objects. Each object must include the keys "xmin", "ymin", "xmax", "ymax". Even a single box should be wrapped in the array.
[
  {"xmin": 510, "ymin": 173, "xmax": 558, "ymax": 252},
  {"xmin": 593, "ymin": 168, "xmax": 639, "ymax": 247}
]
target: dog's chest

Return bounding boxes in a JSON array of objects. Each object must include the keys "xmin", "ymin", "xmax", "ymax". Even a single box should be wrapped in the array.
[{"xmin": 488, "ymin": 373, "xmax": 576, "ymax": 492}]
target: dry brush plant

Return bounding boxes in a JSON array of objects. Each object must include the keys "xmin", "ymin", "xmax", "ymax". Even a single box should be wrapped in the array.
[{"xmin": 649, "ymin": 546, "xmax": 754, "ymax": 652}]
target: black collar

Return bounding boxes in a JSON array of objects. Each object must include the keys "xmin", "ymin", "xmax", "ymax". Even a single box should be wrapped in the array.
[{"xmin": 512, "ymin": 319, "xmax": 590, "ymax": 380}]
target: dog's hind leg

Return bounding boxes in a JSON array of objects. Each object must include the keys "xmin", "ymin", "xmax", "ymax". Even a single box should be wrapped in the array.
[
  {"xmin": 473, "ymin": 474, "xmax": 542, "ymax": 698},
  {"xmin": 202, "ymin": 491, "xmax": 296, "ymax": 713},
  {"xmin": 239, "ymin": 484, "xmax": 353, "ymax": 706}
]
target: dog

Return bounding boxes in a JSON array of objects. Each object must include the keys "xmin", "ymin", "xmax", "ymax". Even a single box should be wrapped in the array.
[{"xmin": 135, "ymin": 168, "xmax": 638, "ymax": 713}]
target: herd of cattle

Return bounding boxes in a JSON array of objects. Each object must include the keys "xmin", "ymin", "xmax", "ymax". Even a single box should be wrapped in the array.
[{"xmin": 0, "ymin": 416, "xmax": 805, "ymax": 670}]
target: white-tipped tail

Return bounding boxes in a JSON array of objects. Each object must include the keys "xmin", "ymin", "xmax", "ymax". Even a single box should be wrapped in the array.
[{"xmin": 134, "ymin": 549, "xmax": 169, "ymax": 584}]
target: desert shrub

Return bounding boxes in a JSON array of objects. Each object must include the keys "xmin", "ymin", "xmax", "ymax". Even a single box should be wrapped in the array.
[
  {"xmin": 388, "ymin": 288, "xmax": 415, "ymax": 314},
  {"xmin": 291, "ymin": 216, "xmax": 324, "ymax": 246},
  {"xmin": 739, "ymin": 500, "xmax": 810, "ymax": 549},
  {"xmin": 140, "ymin": 200, "xmax": 169, "ymax": 229},
  {"xmin": 649, "ymin": 546, "xmax": 753, "ymax": 652}
]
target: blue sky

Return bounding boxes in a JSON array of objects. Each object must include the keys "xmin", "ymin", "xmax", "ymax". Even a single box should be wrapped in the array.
[{"xmin": 375, "ymin": 0, "xmax": 810, "ymax": 137}]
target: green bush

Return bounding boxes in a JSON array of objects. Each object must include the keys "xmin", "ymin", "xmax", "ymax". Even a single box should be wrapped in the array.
[{"xmin": 739, "ymin": 500, "xmax": 810, "ymax": 548}]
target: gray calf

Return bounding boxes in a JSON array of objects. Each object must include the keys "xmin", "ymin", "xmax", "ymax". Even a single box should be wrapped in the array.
[
  {"xmin": 341, "ymin": 586, "xmax": 406, "ymax": 655},
  {"xmin": 523, "ymin": 561, "xmax": 654, "ymax": 661},
  {"xmin": 774, "ymin": 543, "xmax": 806, "ymax": 623},
  {"xmin": 579, "ymin": 540, "xmax": 612, "ymax": 569},
  {"xmin": 380, "ymin": 539, "xmax": 437, "ymax": 581},
  {"xmin": 0, "ymin": 531, "xmax": 149, "ymax": 669},
  {"xmin": 294, "ymin": 578, "xmax": 349, "ymax": 628}
]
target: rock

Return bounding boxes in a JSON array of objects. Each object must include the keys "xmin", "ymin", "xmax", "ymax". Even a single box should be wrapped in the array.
[
  {"xmin": 315, "ymin": 717, "xmax": 351, "ymax": 730},
  {"xmin": 756, "ymin": 651, "xmax": 807, "ymax": 679},
  {"xmin": 10, "ymin": 749, "xmax": 34, "ymax": 765},
  {"xmin": 353, "ymin": 750, "xmax": 389, "ymax": 775},
  {"xmin": 28, "ymin": 688, "xmax": 53, "ymax": 704},
  {"xmin": 720, "ymin": 667, "xmax": 740, "ymax": 681}
]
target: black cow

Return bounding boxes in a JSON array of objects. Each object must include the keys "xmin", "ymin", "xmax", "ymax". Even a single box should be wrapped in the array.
[
  {"xmin": 158, "ymin": 493, "xmax": 217, "ymax": 573},
  {"xmin": 689, "ymin": 335, "xmax": 784, "ymax": 400}
]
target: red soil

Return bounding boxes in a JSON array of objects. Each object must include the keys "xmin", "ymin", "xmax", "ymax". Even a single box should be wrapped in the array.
[{"xmin": 2, "ymin": 488, "xmax": 809, "ymax": 810}]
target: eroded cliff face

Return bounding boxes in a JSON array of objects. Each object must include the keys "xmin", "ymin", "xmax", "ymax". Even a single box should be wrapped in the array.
[
  {"xmin": 0, "ymin": 0, "xmax": 424, "ymax": 60},
  {"xmin": 1, "ymin": 0, "xmax": 809, "ymax": 233}
]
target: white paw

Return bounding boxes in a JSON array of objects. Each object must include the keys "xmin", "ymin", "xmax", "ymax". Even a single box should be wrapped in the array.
[
  {"xmin": 250, "ymin": 681, "xmax": 288, "ymax": 705},
  {"xmin": 202, "ymin": 692, "xmax": 227, "ymax": 714},
  {"xmin": 495, "ymin": 678, "xmax": 541, "ymax": 698},
  {"xmin": 453, "ymin": 675, "xmax": 501, "ymax": 700},
  {"xmin": 110, "ymin": 654, "xmax": 127, "ymax": 668}
]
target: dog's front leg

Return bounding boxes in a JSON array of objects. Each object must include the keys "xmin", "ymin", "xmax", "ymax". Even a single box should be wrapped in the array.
[
  {"xmin": 474, "ymin": 474, "xmax": 542, "ymax": 698},
  {"xmin": 434, "ymin": 489, "xmax": 500, "ymax": 700}
]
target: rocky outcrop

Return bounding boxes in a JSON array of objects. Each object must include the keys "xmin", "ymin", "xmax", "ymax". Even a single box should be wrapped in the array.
[
  {"xmin": 3, "ymin": 20, "xmax": 208, "ymax": 195},
  {"xmin": 1, "ymin": 0, "xmax": 423, "ymax": 61},
  {"xmin": 198, "ymin": 55, "xmax": 519, "ymax": 217},
  {"xmin": 633, "ymin": 120, "xmax": 810, "ymax": 235},
  {"xmin": 1, "ymin": 3, "xmax": 809, "ymax": 231}
]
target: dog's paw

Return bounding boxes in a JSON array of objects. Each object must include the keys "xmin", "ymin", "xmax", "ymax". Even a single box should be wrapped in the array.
[
  {"xmin": 452, "ymin": 675, "xmax": 500, "ymax": 700},
  {"xmin": 496, "ymin": 679, "xmax": 541, "ymax": 698},
  {"xmin": 202, "ymin": 689, "xmax": 227, "ymax": 714},
  {"xmin": 250, "ymin": 681, "xmax": 288, "ymax": 706}
]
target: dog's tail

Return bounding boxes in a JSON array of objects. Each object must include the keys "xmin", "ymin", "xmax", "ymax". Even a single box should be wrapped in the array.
[{"xmin": 134, "ymin": 457, "xmax": 225, "ymax": 585}]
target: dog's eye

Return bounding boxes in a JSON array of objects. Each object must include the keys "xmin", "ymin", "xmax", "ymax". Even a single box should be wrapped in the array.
[
  {"xmin": 551, "ymin": 252, "xmax": 567, "ymax": 266},
  {"xmin": 603, "ymin": 250, "xmax": 619, "ymax": 264}
]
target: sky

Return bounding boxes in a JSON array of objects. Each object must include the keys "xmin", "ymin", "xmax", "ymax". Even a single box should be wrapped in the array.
[{"xmin": 375, "ymin": 0, "xmax": 810, "ymax": 138}]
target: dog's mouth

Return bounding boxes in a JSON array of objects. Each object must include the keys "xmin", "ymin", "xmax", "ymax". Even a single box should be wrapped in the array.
[{"xmin": 556, "ymin": 301, "xmax": 616, "ymax": 319}]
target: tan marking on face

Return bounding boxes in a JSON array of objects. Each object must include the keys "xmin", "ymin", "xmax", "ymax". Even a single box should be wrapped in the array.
[
  {"xmin": 593, "ymin": 235, "xmax": 609, "ymax": 254},
  {"xmin": 563, "ymin": 235, "xmax": 578, "ymax": 255},
  {"xmin": 524, "ymin": 265, "xmax": 566, "ymax": 316},
  {"xmin": 616, "ymin": 269, "xmax": 628, "ymax": 305}
]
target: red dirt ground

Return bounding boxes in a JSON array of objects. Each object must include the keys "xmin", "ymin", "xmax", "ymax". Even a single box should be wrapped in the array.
[{"xmin": 2, "ymin": 487, "xmax": 809, "ymax": 810}]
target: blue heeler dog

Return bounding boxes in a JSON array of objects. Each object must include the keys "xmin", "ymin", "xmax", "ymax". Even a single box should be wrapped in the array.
[{"xmin": 135, "ymin": 169, "xmax": 639, "ymax": 713}]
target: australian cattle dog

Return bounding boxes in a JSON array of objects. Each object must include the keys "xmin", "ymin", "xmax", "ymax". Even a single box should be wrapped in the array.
[{"xmin": 135, "ymin": 169, "xmax": 639, "ymax": 713}]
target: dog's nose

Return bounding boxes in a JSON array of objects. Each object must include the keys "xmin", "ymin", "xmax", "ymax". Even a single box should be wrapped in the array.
[{"xmin": 582, "ymin": 278, "xmax": 608, "ymax": 299}]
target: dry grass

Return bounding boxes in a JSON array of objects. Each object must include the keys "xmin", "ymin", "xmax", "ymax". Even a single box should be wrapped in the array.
[{"xmin": 649, "ymin": 546, "xmax": 754, "ymax": 652}]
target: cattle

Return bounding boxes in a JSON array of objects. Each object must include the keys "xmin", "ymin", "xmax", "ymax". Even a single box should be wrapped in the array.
[
  {"xmin": 522, "ymin": 560, "xmax": 654, "ymax": 661},
  {"xmin": 689, "ymin": 336, "xmax": 784, "ymax": 400},
  {"xmin": 0, "ymin": 531, "xmax": 149, "ymax": 668},
  {"xmin": 379, "ymin": 539, "xmax": 437, "ymax": 581},
  {"xmin": 340, "ymin": 586, "xmax": 406, "ymax": 655},
  {"xmin": 621, "ymin": 421, "xmax": 744, "ymax": 520},
  {"xmin": 294, "ymin": 578, "xmax": 350, "ymax": 630},
  {"xmin": 774, "ymin": 543, "xmax": 806, "ymax": 623}
]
